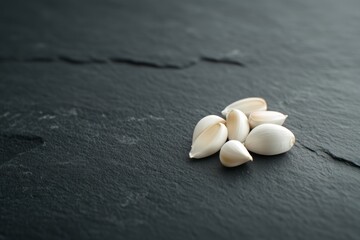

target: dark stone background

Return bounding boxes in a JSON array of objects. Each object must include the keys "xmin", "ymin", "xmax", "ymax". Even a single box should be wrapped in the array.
[{"xmin": 1, "ymin": 0, "xmax": 360, "ymax": 239}]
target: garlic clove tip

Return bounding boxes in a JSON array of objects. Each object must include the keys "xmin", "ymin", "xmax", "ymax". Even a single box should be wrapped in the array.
[{"xmin": 219, "ymin": 140, "xmax": 253, "ymax": 167}]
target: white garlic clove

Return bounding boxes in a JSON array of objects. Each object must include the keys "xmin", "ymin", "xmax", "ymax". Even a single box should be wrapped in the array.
[
  {"xmin": 192, "ymin": 115, "xmax": 226, "ymax": 143},
  {"xmin": 226, "ymin": 109, "xmax": 250, "ymax": 143},
  {"xmin": 244, "ymin": 123, "xmax": 295, "ymax": 156},
  {"xmin": 220, "ymin": 140, "xmax": 253, "ymax": 167},
  {"xmin": 248, "ymin": 111, "xmax": 288, "ymax": 129},
  {"xmin": 189, "ymin": 123, "xmax": 228, "ymax": 159},
  {"xmin": 221, "ymin": 97, "xmax": 267, "ymax": 117}
]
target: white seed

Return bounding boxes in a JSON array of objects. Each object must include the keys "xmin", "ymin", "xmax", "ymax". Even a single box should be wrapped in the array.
[
  {"xmin": 226, "ymin": 109, "xmax": 250, "ymax": 142},
  {"xmin": 244, "ymin": 123, "xmax": 295, "ymax": 155},
  {"xmin": 248, "ymin": 111, "xmax": 288, "ymax": 129},
  {"xmin": 221, "ymin": 97, "xmax": 267, "ymax": 117},
  {"xmin": 192, "ymin": 115, "xmax": 225, "ymax": 143},
  {"xmin": 220, "ymin": 140, "xmax": 253, "ymax": 167},
  {"xmin": 189, "ymin": 123, "xmax": 228, "ymax": 159}
]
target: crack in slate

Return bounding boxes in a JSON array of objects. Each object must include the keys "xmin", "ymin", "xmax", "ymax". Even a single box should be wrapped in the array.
[
  {"xmin": 109, "ymin": 57, "xmax": 197, "ymax": 69},
  {"xmin": 297, "ymin": 141, "xmax": 360, "ymax": 168},
  {"xmin": 200, "ymin": 56, "xmax": 245, "ymax": 67},
  {"xmin": 320, "ymin": 148, "xmax": 360, "ymax": 168},
  {"xmin": 0, "ymin": 55, "xmax": 246, "ymax": 69}
]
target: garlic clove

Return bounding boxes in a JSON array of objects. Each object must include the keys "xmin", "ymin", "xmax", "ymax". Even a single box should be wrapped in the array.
[
  {"xmin": 226, "ymin": 109, "xmax": 250, "ymax": 142},
  {"xmin": 221, "ymin": 97, "xmax": 267, "ymax": 117},
  {"xmin": 189, "ymin": 123, "xmax": 228, "ymax": 159},
  {"xmin": 248, "ymin": 111, "xmax": 288, "ymax": 129},
  {"xmin": 220, "ymin": 140, "xmax": 253, "ymax": 167},
  {"xmin": 192, "ymin": 115, "xmax": 226, "ymax": 143},
  {"xmin": 244, "ymin": 123, "xmax": 295, "ymax": 156}
]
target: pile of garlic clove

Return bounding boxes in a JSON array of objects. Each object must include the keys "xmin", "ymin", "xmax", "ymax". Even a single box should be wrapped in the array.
[{"xmin": 189, "ymin": 97, "xmax": 296, "ymax": 167}]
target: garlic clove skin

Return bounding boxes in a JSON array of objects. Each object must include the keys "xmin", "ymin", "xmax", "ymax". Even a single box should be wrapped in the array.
[
  {"xmin": 192, "ymin": 115, "xmax": 226, "ymax": 143},
  {"xmin": 220, "ymin": 140, "xmax": 253, "ymax": 167},
  {"xmin": 244, "ymin": 123, "xmax": 295, "ymax": 156},
  {"xmin": 189, "ymin": 123, "xmax": 228, "ymax": 159},
  {"xmin": 221, "ymin": 97, "xmax": 267, "ymax": 117},
  {"xmin": 226, "ymin": 109, "xmax": 250, "ymax": 143},
  {"xmin": 248, "ymin": 111, "xmax": 288, "ymax": 129}
]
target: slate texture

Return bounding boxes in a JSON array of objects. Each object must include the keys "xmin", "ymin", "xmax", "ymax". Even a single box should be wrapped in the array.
[{"xmin": 1, "ymin": 0, "xmax": 360, "ymax": 239}]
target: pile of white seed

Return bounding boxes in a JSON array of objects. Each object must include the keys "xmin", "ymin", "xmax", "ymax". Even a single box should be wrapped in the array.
[{"xmin": 189, "ymin": 97, "xmax": 295, "ymax": 167}]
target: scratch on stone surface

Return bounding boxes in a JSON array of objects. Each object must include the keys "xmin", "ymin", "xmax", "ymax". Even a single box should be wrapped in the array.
[
  {"xmin": 0, "ymin": 53, "xmax": 246, "ymax": 69},
  {"xmin": 117, "ymin": 135, "xmax": 139, "ymax": 145},
  {"xmin": 60, "ymin": 108, "xmax": 78, "ymax": 117},
  {"xmin": 0, "ymin": 134, "xmax": 45, "ymax": 165},
  {"xmin": 148, "ymin": 115, "xmax": 165, "ymax": 121},
  {"xmin": 127, "ymin": 115, "xmax": 165, "ymax": 122},
  {"xmin": 38, "ymin": 114, "xmax": 56, "ymax": 120},
  {"xmin": 297, "ymin": 141, "xmax": 360, "ymax": 168},
  {"xmin": 0, "ymin": 112, "xmax": 10, "ymax": 118},
  {"xmin": 55, "ymin": 108, "xmax": 78, "ymax": 117},
  {"xmin": 127, "ymin": 117, "xmax": 143, "ymax": 122},
  {"xmin": 67, "ymin": 108, "xmax": 78, "ymax": 116},
  {"xmin": 50, "ymin": 125, "xmax": 59, "ymax": 129},
  {"xmin": 7, "ymin": 113, "xmax": 21, "ymax": 120}
]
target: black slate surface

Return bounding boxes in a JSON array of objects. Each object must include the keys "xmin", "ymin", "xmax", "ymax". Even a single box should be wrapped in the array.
[{"xmin": 1, "ymin": 0, "xmax": 360, "ymax": 239}]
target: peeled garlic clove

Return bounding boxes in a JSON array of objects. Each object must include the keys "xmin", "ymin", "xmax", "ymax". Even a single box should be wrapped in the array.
[
  {"xmin": 221, "ymin": 97, "xmax": 267, "ymax": 117},
  {"xmin": 192, "ymin": 115, "xmax": 226, "ymax": 143},
  {"xmin": 245, "ymin": 123, "xmax": 295, "ymax": 156},
  {"xmin": 220, "ymin": 140, "xmax": 253, "ymax": 167},
  {"xmin": 226, "ymin": 109, "xmax": 250, "ymax": 142},
  {"xmin": 249, "ymin": 111, "xmax": 288, "ymax": 129},
  {"xmin": 189, "ymin": 123, "xmax": 228, "ymax": 159}
]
